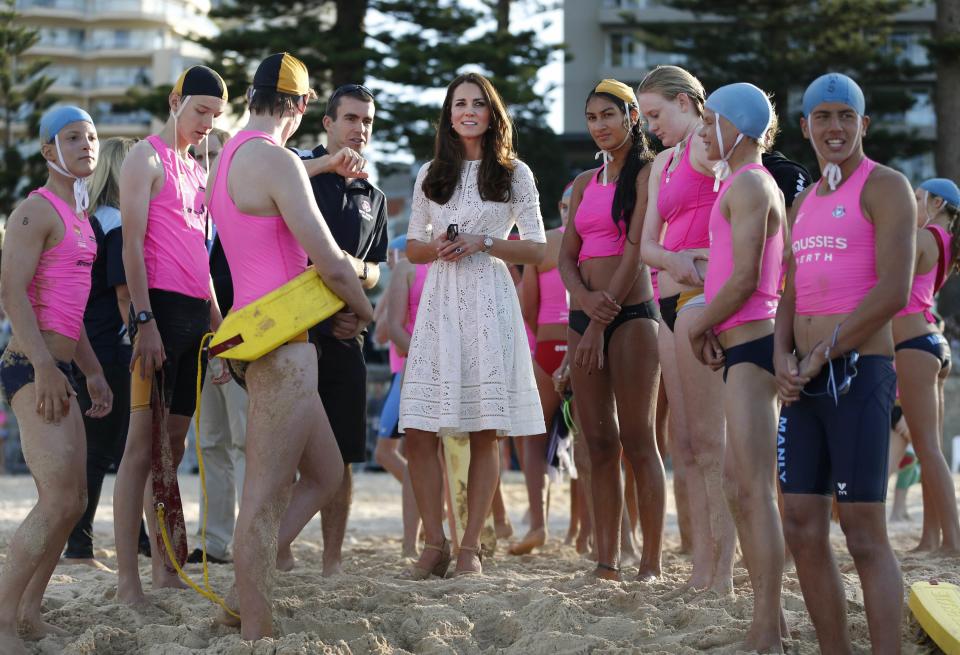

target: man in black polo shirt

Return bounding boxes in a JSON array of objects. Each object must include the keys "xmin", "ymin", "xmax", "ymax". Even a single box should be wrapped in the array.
[{"xmin": 280, "ymin": 83, "xmax": 387, "ymax": 576}]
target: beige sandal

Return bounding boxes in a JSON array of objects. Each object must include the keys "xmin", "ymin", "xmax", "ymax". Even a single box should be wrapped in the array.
[{"xmin": 403, "ymin": 538, "xmax": 451, "ymax": 580}]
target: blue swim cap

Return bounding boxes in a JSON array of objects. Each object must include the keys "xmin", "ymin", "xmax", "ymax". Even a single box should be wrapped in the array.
[
  {"xmin": 920, "ymin": 178, "xmax": 960, "ymax": 208},
  {"xmin": 705, "ymin": 83, "xmax": 772, "ymax": 140},
  {"xmin": 39, "ymin": 105, "xmax": 94, "ymax": 143},
  {"xmin": 802, "ymin": 73, "xmax": 865, "ymax": 117},
  {"xmin": 389, "ymin": 234, "xmax": 407, "ymax": 251}
]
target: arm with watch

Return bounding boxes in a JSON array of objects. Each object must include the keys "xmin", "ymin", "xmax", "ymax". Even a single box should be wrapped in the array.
[
  {"xmin": 119, "ymin": 143, "xmax": 165, "ymax": 379},
  {"xmin": 438, "ymin": 223, "xmax": 546, "ymax": 265},
  {"xmin": 328, "ymin": 252, "xmax": 380, "ymax": 340}
]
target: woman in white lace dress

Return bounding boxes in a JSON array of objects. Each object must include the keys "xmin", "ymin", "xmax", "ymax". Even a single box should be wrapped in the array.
[{"xmin": 400, "ymin": 72, "xmax": 547, "ymax": 577}]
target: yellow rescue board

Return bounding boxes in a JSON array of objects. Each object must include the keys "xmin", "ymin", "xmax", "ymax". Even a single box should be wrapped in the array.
[
  {"xmin": 209, "ymin": 269, "xmax": 344, "ymax": 361},
  {"xmin": 442, "ymin": 433, "xmax": 497, "ymax": 557},
  {"xmin": 909, "ymin": 580, "xmax": 960, "ymax": 655}
]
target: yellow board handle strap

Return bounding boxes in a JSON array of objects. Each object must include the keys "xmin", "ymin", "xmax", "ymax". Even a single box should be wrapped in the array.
[{"xmin": 155, "ymin": 331, "xmax": 239, "ymax": 619}]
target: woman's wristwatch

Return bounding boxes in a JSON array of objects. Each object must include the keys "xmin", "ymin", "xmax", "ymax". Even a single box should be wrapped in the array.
[{"xmin": 482, "ymin": 236, "xmax": 494, "ymax": 253}]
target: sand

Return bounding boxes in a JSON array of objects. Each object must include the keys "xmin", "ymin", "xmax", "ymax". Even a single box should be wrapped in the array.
[{"xmin": 0, "ymin": 470, "xmax": 956, "ymax": 654}]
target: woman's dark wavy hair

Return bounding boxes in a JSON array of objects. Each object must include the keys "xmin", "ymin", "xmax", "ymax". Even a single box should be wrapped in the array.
[
  {"xmin": 423, "ymin": 72, "xmax": 516, "ymax": 205},
  {"xmin": 585, "ymin": 90, "xmax": 653, "ymax": 239}
]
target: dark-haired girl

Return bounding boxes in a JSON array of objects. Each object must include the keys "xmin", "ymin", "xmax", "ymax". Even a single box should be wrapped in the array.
[
  {"xmin": 558, "ymin": 79, "xmax": 664, "ymax": 580},
  {"xmin": 400, "ymin": 72, "xmax": 547, "ymax": 577},
  {"xmin": 638, "ymin": 66, "xmax": 734, "ymax": 593},
  {"xmin": 892, "ymin": 178, "xmax": 960, "ymax": 554}
]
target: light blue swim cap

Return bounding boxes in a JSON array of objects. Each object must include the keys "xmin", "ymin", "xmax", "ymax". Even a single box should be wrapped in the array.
[
  {"xmin": 389, "ymin": 235, "xmax": 407, "ymax": 251},
  {"xmin": 802, "ymin": 73, "xmax": 865, "ymax": 117},
  {"xmin": 39, "ymin": 105, "xmax": 94, "ymax": 143},
  {"xmin": 920, "ymin": 178, "xmax": 960, "ymax": 208},
  {"xmin": 704, "ymin": 83, "xmax": 772, "ymax": 139}
]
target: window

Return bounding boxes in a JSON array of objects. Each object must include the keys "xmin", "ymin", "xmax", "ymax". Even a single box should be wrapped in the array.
[{"xmin": 608, "ymin": 32, "xmax": 643, "ymax": 68}]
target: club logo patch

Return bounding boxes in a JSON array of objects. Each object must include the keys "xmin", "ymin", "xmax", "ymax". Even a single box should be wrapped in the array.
[{"xmin": 832, "ymin": 205, "xmax": 846, "ymax": 218}]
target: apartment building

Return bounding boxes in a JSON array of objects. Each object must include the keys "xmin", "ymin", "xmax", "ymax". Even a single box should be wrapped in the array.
[
  {"xmin": 563, "ymin": 0, "xmax": 937, "ymax": 178},
  {"xmin": 15, "ymin": 0, "xmax": 218, "ymax": 137}
]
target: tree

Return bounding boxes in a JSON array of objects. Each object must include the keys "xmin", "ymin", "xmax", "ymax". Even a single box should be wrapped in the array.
[
  {"xmin": 194, "ymin": 0, "xmax": 565, "ymax": 221},
  {"xmin": 631, "ymin": 0, "xmax": 930, "ymax": 174},
  {"xmin": 930, "ymin": 0, "xmax": 960, "ymax": 323},
  {"xmin": 932, "ymin": 0, "xmax": 960, "ymax": 181},
  {"xmin": 368, "ymin": 0, "xmax": 567, "ymax": 222},
  {"xmin": 0, "ymin": 0, "xmax": 55, "ymax": 218},
  {"xmin": 192, "ymin": 0, "xmax": 370, "ymax": 142}
]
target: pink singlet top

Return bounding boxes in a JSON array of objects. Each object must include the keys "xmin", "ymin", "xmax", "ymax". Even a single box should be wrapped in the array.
[
  {"xmin": 26, "ymin": 188, "xmax": 97, "ymax": 341},
  {"xmin": 897, "ymin": 223, "xmax": 953, "ymax": 322},
  {"xmin": 574, "ymin": 169, "xmax": 624, "ymax": 263},
  {"xmin": 792, "ymin": 157, "xmax": 878, "ymax": 315},
  {"xmin": 208, "ymin": 130, "xmax": 308, "ymax": 310},
  {"xmin": 537, "ymin": 227, "xmax": 568, "ymax": 325},
  {"xmin": 657, "ymin": 139, "xmax": 716, "ymax": 253},
  {"xmin": 704, "ymin": 164, "xmax": 783, "ymax": 333},
  {"xmin": 143, "ymin": 135, "xmax": 210, "ymax": 299},
  {"xmin": 389, "ymin": 263, "xmax": 429, "ymax": 373}
]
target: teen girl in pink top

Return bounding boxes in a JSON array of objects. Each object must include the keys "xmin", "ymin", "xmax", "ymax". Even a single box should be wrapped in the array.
[
  {"xmin": 0, "ymin": 106, "xmax": 113, "ymax": 652},
  {"xmin": 638, "ymin": 65, "xmax": 733, "ymax": 594},
  {"xmin": 891, "ymin": 177, "xmax": 960, "ymax": 553},
  {"xmin": 210, "ymin": 131, "xmax": 309, "ymax": 308},
  {"xmin": 558, "ymin": 79, "xmax": 663, "ymax": 580},
  {"xmin": 685, "ymin": 83, "xmax": 787, "ymax": 652}
]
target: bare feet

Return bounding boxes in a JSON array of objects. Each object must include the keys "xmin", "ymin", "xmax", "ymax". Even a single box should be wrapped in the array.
[
  {"xmin": 0, "ymin": 631, "xmax": 27, "ymax": 655},
  {"xmin": 593, "ymin": 564, "xmax": 620, "ymax": 582},
  {"xmin": 910, "ymin": 538, "xmax": 941, "ymax": 553},
  {"xmin": 564, "ymin": 526, "xmax": 578, "ymax": 546},
  {"xmin": 115, "ymin": 579, "xmax": 150, "ymax": 607},
  {"xmin": 152, "ymin": 569, "xmax": 187, "ymax": 590},
  {"xmin": 635, "ymin": 564, "xmax": 661, "ymax": 582},
  {"xmin": 60, "ymin": 557, "xmax": 116, "ymax": 573},
  {"xmin": 17, "ymin": 617, "xmax": 69, "ymax": 640},
  {"xmin": 322, "ymin": 559, "xmax": 343, "ymax": 578},
  {"xmin": 214, "ymin": 587, "xmax": 241, "ymax": 628},
  {"xmin": 575, "ymin": 532, "xmax": 591, "ymax": 556},
  {"xmin": 276, "ymin": 546, "xmax": 296, "ymax": 572},
  {"xmin": 508, "ymin": 528, "xmax": 547, "ymax": 556},
  {"xmin": 495, "ymin": 519, "xmax": 514, "ymax": 541},
  {"xmin": 742, "ymin": 629, "xmax": 784, "ymax": 654}
]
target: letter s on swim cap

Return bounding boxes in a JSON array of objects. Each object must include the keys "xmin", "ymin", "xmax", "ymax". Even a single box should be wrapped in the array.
[{"xmin": 802, "ymin": 73, "xmax": 865, "ymax": 117}]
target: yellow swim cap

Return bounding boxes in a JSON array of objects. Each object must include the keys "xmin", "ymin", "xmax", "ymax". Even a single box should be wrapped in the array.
[{"xmin": 594, "ymin": 79, "xmax": 637, "ymax": 107}]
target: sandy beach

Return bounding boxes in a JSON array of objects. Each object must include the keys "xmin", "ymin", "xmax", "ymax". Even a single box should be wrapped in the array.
[{"xmin": 0, "ymin": 469, "xmax": 955, "ymax": 654}]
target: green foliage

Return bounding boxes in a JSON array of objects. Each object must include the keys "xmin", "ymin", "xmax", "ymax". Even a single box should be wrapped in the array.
[
  {"xmin": 368, "ymin": 0, "xmax": 566, "ymax": 222},
  {"xmin": 195, "ymin": 0, "xmax": 566, "ymax": 221},
  {"xmin": 631, "ymin": 0, "xmax": 932, "ymax": 173},
  {"xmin": 0, "ymin": 0, "xmax": 55, "ymax": 217}
]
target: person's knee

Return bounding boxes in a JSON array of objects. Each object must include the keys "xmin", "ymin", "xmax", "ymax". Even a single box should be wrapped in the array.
[
  {"xmin": 585, "ymin": 434, "xmax": 621, "ymax": 467},
  {"xmin": 782, "ymin": 510, "xmax": 827, "ymax": 554},
  {"xmin": 839, "ymin": 515, "xmax": 888, "ymax": 562},
  {"xmin": 621, "ymin": 434, "xmax": 660, "ymax": 472},
  {"xmin": 374, "ymin": 440, "xmax": 393, "ymax": 466},
  {"xmin": 40, "ymin": 485, "xmax": 87, "ymax": 525}
]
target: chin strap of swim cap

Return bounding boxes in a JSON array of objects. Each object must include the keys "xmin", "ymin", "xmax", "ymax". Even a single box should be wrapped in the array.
[
  {"xmin": 922, "ymin": 189, "xmax": 937, "ymax": 227},
  {"xmin": 171, "ymin": 96, "xmax": 193, "ymax": 217},
  {"xmin": 47, "ymin": 134, "xmax": 90, "ymax": 215},
  {"xmin": 594, "ymin": 101, "xmax": 633, "ymax": 186},
  {"xmin": 807, "ymin": 113, "xmax": 861, "ymax": 191},
  {"xmin": 711, "ymin": 118, "xmax": 743, "ymax": 192}
]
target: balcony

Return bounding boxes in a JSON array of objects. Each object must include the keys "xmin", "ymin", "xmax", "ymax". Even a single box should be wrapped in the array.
[{"xmin": 14, "ymin": 0, "xmax": 85, "ymax": 18}]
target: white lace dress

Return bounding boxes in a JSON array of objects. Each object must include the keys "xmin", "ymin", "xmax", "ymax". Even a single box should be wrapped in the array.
[{"xmin": 399, "ymin": 159, "xmax": 547, "ymax": 437}]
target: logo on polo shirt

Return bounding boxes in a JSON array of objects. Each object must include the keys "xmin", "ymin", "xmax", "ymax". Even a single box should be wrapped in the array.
[{"xmin": 358, "ymin": 198, "xmax": 373, "ymax": 222}]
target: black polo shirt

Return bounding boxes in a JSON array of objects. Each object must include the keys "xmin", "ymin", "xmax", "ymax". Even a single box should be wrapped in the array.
[
  {"xmin": 296, "ymin": 144, "xmax": 389, "ymax": 263},
  {"xmin": 84, "ymin": 206, "xmax": 130, "ymax": 365},
  {"xmin": 762, "ymin": 151, "xmax": 812, "ymax": 208}
]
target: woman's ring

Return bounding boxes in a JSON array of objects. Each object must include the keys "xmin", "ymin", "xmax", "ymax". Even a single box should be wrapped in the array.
[{"xmin": 455, "ymin": 247, "xmax": 464, "ymax": 254}]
